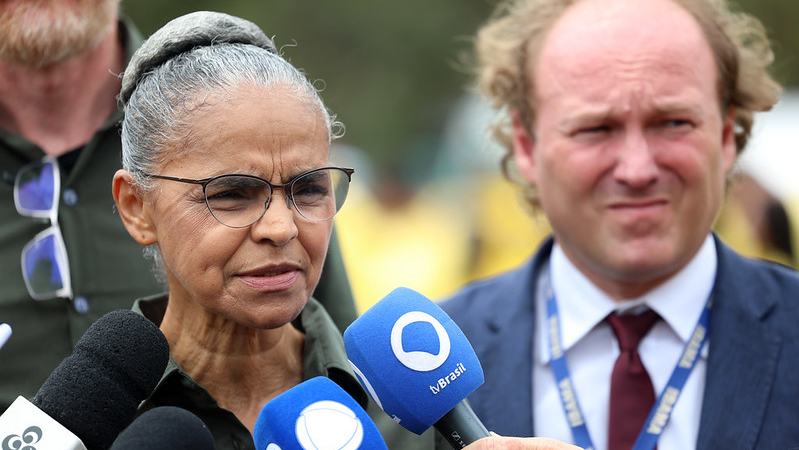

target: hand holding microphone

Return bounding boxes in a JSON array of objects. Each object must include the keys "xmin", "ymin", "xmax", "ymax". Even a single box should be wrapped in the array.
[
  {"xmin": 344, "ymin": 287, "xmax": 491, "ymax": 448},
  {"xmin": 253, "ymin": 376, "xmax": 388, "ymax": 450},
  {"xmin": 467, "ymin": 436, "xmax": 585, "ymax": 450}
]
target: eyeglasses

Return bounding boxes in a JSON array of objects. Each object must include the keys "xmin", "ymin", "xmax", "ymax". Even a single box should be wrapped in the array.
[
  {"xmin": 143, "ymin": 167, "xmax": 355, "ymax": 228},
  {"xmin": 14, "ymin": 156, "xmax": 73, "ymax": 300}
]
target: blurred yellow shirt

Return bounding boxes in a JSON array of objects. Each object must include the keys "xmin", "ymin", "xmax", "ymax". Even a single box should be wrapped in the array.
[{"xmin": 335, "ymin": 180, "xmax": 472, "ymax": 312}]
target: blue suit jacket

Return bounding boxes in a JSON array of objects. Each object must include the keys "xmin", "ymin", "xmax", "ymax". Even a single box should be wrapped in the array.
[{"xmin": 440, "ymin": 236, "xmax": 799, "ymax": 449}]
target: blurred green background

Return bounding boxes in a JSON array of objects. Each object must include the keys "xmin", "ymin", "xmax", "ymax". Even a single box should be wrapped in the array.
[{"xmin": 122, "ymin": 0, "xmax": 799, "ymax": 178}]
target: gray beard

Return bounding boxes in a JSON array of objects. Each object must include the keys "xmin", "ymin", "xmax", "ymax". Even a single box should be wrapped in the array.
[{"xmin": 0, "ymin": 0, "xmax": 119, "ymax": 67}]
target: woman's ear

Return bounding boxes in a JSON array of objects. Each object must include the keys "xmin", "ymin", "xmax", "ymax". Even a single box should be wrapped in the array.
[{"xmin": 112, "ymin": 170, "xmax": 157, "ymax": 246}]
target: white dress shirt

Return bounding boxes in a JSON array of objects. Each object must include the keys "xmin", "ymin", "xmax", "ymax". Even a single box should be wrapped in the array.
[{"xmin": 533, "ymin": 235, "xmax": 716, "ymax": 450}]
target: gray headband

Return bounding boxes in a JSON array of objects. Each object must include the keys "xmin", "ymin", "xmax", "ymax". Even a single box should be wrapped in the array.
[{"xmin": 119, "ymin": 10, "xmax": 277, "ymax": 105}]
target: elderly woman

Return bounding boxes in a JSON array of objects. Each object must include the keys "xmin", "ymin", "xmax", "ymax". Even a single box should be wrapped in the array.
[
  {"xmin": 111, "ymin": 11, "xmax": 436, "ymax": 450},
  {"xmin": 112, "ymin": 10, "xmax": 580, "ymax": 450}
]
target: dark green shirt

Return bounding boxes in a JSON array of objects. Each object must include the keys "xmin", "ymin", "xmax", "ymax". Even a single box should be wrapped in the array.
[
  {"xmin": 0, "ymin": 18, "xmax": 357, "ymax": 412},
  {"xmin": 133, "ymin": 295, "xmax": 442, "ymax": 450}
]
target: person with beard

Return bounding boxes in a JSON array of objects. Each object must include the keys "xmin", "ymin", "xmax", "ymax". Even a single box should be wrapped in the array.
[{"xmin": 0, "ymin": 1, "xmax": 357, "ymax": 412}]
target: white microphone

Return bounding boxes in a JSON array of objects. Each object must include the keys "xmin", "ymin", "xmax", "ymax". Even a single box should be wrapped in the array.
[
  {"xmin": 0, "ymin": 323, "xmax": 10, "ymax": 350},
  {"xmin": 0, "ymin": 397, "xmax": 86, "ymax": 450}
]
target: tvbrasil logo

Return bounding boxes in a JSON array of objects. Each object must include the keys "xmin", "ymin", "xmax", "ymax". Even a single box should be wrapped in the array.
[{"xmin": 390, "ymin": 311, "xmax": 451, "ymax": 372}]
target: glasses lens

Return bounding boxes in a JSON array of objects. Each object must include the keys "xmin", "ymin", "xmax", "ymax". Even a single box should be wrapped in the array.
[
  {"xmin": 21, "ymin": 226, "xmax": 72, "ymax": 300},
  {"xmin": 291, "ymin": 168, "xmax": 351, "ymax": 221},
  {"xmin": 205, "ymin": 175, "xmax": 271, "ymax": 228},
  {"xmin": 15, "ymin": 158, "xmax": 58, "ymax": 218}
]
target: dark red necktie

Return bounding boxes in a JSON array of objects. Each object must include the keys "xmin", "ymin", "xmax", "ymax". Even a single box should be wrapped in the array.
[{"xmin": 608, "ymin": 310, "xmax": 660, "ymax": 450}]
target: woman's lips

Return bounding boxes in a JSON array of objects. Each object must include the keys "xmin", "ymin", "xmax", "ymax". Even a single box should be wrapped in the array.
[{"xmin": 238, "ymin": 265, "xmax": 300, "ymax": 291}]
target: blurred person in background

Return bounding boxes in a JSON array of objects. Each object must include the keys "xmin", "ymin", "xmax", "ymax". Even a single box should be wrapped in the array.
[
  {"xmin": 334, "ymin": 155, "xmax": 474, "ymax": 311},
  {"xmin": 335, "ymin": 93, "xmax": 554, "ymax": 313},
  {"xmin": 0, "ymin": 0, "xmax": 165, "ymax": 412},
  {"xmin": 0, "ymin": 0, "xmax": 356, "ymax": 413},
  {"xmin": 712, "ymin": 92, "xmax": 799, "ymax": 268},
  {"xmin": 432, "ymin": 93, "xmax": 552, "ymax": 282},
  {"xmin": 441, "ymin": 1, "xmax": 799, "ymax": 450},
  {"xmin": 716, "ymin": 171, "xmax": 795, "ymax": 268}
]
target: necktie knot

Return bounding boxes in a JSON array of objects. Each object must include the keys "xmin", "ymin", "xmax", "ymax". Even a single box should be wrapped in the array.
[{"xmin": 608, "ymin": 310, "xmax": 659, "ymax": 352}]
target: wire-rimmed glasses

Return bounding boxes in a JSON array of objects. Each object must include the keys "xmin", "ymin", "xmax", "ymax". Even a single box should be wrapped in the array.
[
  {"xmin": 14, "ymin": 156, "xmax": 73, "ymax": 300},
  {"xmin": 142, "ymin": 166, "xmax": 355, "ymax": 228}
]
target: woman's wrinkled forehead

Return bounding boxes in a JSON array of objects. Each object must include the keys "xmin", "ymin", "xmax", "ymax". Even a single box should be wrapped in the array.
[{"xmin": 156, "ymin": 84, "xmax": 330, "ymax": 177}]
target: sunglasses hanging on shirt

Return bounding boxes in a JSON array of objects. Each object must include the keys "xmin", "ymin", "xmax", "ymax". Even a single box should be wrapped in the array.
[{"xmin": 14, "ymin": 156, "xmax": 73, "ymax": 300}]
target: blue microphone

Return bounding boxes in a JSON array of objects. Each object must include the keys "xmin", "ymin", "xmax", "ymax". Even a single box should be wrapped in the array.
[
  {"xmin": 253, "ymin": 376, "xmax": 388, "ymax": 450},
  {"xmin": 344, "ymin": 287, "xmax": 490, "ymax": 448}
]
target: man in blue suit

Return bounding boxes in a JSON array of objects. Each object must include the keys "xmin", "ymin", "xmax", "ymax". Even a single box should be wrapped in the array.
[{"xmin": 440, "ymin": 0, "xmax": 799, "ymax": 449}]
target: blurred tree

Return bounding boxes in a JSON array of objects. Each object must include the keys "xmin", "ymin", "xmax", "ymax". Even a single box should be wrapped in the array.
[{"xmin": 736, "ymin": 0, "xmax": 799, "ymax": 88}]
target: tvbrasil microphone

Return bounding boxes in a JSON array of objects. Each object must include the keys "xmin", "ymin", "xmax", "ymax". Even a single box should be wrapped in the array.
[
  {"xmin": 344, "ymin": 287, "xmax": 490, "ymax": 448},
  {"xmin": 109, "ymin": 406, "xmax": 215, "ymax": 450},
  {"xmin": 0, "ymin": 310, "xmax": 170, "ymax": 450},
  {"xmin": 253, "ymin": 376, "xmax": 388, "ymax": 450}
]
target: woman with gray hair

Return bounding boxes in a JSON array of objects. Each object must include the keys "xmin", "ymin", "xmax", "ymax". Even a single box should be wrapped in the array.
[
  {"xmin": 112, "ymin": 10, "xmax": 426, "ymax": 450},
  {"xmin": 112, "ymin": 10, "xmax": 581, "ymax": 450}
]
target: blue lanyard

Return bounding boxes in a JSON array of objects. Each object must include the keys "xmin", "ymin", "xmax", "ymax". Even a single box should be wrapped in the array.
[{"xmin": 544, "ymin": 275, "xmax": 712, "ymax": 450}]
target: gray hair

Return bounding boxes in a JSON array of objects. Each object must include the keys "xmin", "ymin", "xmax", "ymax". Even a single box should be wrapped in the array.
[
  {"xmin": 119, "ymin": 11, "xmax": 343, "ymax": 190},
  {"xmin": 118, "ymin": 11, "xmax": 343, "ymax": 282}
]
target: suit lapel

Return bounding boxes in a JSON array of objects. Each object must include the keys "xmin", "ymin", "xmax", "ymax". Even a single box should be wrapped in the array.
[
  {"xmin": 696, "ymin": 238, "xmax": 781, "ymax": 449},
  {"xmin": 469, "ymin": 239, "xmax": 553, "ymax": 437}
]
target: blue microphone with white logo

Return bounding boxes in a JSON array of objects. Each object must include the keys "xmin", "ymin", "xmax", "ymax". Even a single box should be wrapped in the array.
[
  {"xmin": 344, "ymin": 287, "xmax": 490, "ymax": 448},
  {"xmin": 253, "ymin": 376, "xmax": 388, "ymax": 450}
]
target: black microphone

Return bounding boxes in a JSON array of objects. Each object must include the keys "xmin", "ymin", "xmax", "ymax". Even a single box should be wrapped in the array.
[
  {"xmin": 0, "ymin": 310, "xmax": 170, "ymax": 450},
  {"xmin": 109, "ymin": 406, "xmax": 215, "ymax": 450}
]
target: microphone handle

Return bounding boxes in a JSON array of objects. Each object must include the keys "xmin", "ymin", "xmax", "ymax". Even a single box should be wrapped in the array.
[{"xmin": 433, "ymin": 400, "xmax": 491, "ymax": 448}]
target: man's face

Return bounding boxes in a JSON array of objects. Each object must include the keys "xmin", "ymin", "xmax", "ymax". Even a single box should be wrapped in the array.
[
  {"xmin": 0, "ymin": 0, "xmax": 120, "ymax": 67},
  {"xmin": 513, "ymin": 0, "xmax": 737, "ymax": 299}
]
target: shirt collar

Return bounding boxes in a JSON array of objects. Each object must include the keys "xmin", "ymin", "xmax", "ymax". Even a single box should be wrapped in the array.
[{"xmin": 540, "ymin": 235, "xmax": 717, "ymax": 363}]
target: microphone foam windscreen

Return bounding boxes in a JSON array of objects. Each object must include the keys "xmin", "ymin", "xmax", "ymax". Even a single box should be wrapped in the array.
[
  {"xmin": 343, "ymin": 287, "xmax": 484, "ymax": 434},
  {"xmin": 32, "ymin": 309, "xmax": 170, "ymax": 450},
  {"xmin": 110, "ymin": 406, "xmax": 215, "ymax": 450},
  {"xmin": 253, "ymin": 376, "xmax": 388, "ymax": 450}
]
